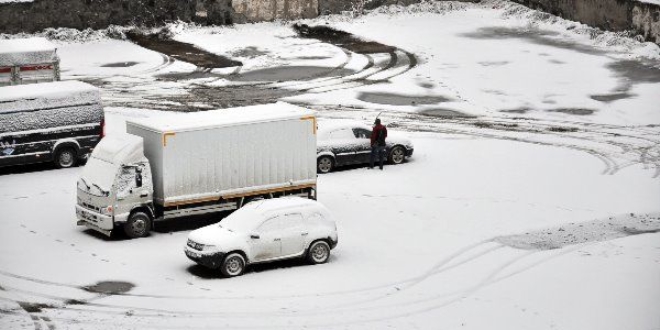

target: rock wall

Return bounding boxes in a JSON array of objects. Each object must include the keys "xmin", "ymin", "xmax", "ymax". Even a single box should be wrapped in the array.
[
  {"xmin": 511, "ymin": 0, "xmax": 660, "ymax": 44},
  {"xmin": 231, "ymin": 0, "xmax": 318, "ymax": 23},
  {"xmin": 0, "ymin": 0, "xmax": 197, "ymax": 34}
]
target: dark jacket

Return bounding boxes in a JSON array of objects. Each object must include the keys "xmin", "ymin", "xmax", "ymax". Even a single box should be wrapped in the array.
[{"xmin": 371, "ymin": 124, "xmax": 387, "ymax": 147}]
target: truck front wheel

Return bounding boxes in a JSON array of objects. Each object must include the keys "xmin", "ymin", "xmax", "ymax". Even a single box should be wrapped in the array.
[{"xmin": 123, "ymin": 211, "xmax": 151, "ymax": 238}]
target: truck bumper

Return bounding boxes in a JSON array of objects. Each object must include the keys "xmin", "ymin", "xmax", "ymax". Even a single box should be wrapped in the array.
[
  {"xmin": 76, "ymin": 204, "xmax": 113, "ymax": 231},
  {"xmin": 184, "ymin": 246, "xmax": 225, "ymax": 269}
]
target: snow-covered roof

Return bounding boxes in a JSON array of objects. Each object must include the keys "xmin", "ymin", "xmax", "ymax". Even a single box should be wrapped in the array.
[
  {"xmin": 0, "ymin": 80, "xmax": 101, "ymax": 114},
  {"xmin": 128, "ymin": 102, "xmax": 314, "ymax": 133},
  {"xmin": 218, "ymin": 197, "xmax": 331, "ymax": 232},
  {"xmin": 92, "ymin": 134, "xmax": 145, "ymax": 165},
  {"xmin": 0, "ymin": 37, "xmax": 58, "ymax": 67}
]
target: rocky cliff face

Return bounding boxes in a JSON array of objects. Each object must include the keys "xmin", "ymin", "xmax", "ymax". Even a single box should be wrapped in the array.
[
  {"xmin": 0, "ymin": 0, "xmax": 197, "ymax": 34},
  {"xmin": 511, "ymin": 0, "xmax": 660, "ymax": 44}
]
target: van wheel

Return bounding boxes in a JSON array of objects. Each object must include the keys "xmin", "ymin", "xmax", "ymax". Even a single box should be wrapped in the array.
[
  {"xmin": 221, "ymin": 253, "xmax": 246, "ymax": 277},
  {"xmin": 389, "ymin": 146, "xmax": 405, "ymax": 165},
  {"xmin": 317, "ymin": 156, "xmax": 334, "ymax": 174},
  {"xmin": 307, "ymin": 241, "xmax": 330, "ymax": 264},
  {"xmin": 123, "ymin": 212, "xmax": 151, "ymax": 238},
  {"xmin": 55, "ymin": 147, "xmax": 77, "ymax": 168}
]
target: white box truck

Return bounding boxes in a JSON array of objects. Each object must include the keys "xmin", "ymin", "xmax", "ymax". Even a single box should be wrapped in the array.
[{"xmin": 76, "ymin": 103, "xmax": 318, "ymax": 238}]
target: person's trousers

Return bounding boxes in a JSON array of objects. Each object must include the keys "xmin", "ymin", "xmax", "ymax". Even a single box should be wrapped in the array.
[{"xmin": 370, "ymin": 145, "xmax": 386, "ymax": 169}]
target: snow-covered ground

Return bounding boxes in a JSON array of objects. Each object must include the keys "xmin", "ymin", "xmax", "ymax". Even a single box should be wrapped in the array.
[{"xmin": 1, "ymin": 1, "xmax": 659, "ymax": 329}]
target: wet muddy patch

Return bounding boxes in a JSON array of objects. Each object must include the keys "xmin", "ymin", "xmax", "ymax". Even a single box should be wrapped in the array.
[
  {"xmin": 83, "ymin": 281, "xmax": 135, "ymax": 295},
  {"xmin": 232, "ymin": 66, "xmax": 356, "ymax": 82},
  {"xmin": 18, "ymin": 302, "xmax": 53, "ymax": 313},
  {"xmin": 547, "ymin": 108, "xmax": 595, "ymax": 116},
  {"xmin": 461, "ymin": 27, "xmax": 604, "ymax": 56},
  {"xmin": 590, "ymin": 92, "xmax": 635, "ymax": 103},
  {"xmin": 358, "ymin": 92, "xmax": 451, "ymax": 106},
  {"xmin": 101, "ymin": 61, "xmax": 141, "ymax": 68},
  {"xmin": 293, "ymin": 24, "xmax": 396, "ymax": 54},
  {"xmin": 420, "ymin": 108, "xmax": 475, "ymax": 118},
  {"xmin": 229, "ymin": 46, "xmax": 270, "ymax": 58},
  {"xmin": 547, "ymin": 126, "xmax": 579, "ymax": 133},
  {"xmin": 493, "ymin": 213, "xmax": 660, "ymax": 251},
  {"xmin": 126, "ymin": 31, "xmax": 242, "ymax": 68}
]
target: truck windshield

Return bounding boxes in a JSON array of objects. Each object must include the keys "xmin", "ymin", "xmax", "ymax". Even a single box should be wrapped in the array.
[{"xmin": 79, "ymin": 157, "xmax": 118, "ymax": 196}]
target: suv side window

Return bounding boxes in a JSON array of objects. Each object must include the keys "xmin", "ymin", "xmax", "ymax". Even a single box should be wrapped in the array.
[
  {"xmin": 306, "ymin": 212, "xmax": 326, "ymax": 226},
  {"xmin": 258, "ymin": 216, "xmax": 283, "ymax": 233},
  {"xmin": 283, "ymin": 213, "xmax": 304, "ymax": 230}
]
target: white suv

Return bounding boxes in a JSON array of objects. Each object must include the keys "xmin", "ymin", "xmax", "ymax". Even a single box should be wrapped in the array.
[{"xmin": 184, "ymin": 197, "xmax": 338, "ymax": 277}]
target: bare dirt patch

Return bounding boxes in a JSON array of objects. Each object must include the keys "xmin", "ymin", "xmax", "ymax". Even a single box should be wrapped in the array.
[
  {"xmin": 126, "ymin": 31, "xmax": 242, "ymax": 68},
  {"xmin": 293, "ymin": 24, "xmax": 397, "ymax": 54},
  {"xmin": 83, "ymin": 281, "xmax": 135, "ymax": 295}
]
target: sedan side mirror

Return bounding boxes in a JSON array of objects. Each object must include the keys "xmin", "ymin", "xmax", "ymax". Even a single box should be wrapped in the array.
[{"xmin": 249, "ymin": 233, "xmax": 260, "ymax": 240}]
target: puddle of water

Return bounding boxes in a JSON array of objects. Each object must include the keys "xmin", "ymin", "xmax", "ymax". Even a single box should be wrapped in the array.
[
  {"xmin": 461, "ymin": 27, "xmax": 604, "ymax": 56},
  {"xmin": 83, "ymin": 281, "xmax": 135, "ymax": 295},
  {"xmin": 100, "ymin": 61, "xmax": 141, "ymax": 68},
  {"xmin": 420, "ymin": 108, "xmax": 475, "ymax": 118},
  {"xmin": 358, "ymin": 92, "xmax": 452, "ymax": 106},
  {"xmin": 590, "ymin": 92, "xmax": 635, "ymax": 103},
  {"xmin": 293, "ymin": 24, "xmax": 396, "ymax": 54},
  {"xmin": 608, "ymin": 60, "xmax": 660, "ymax": 92},
  {"xmin": 478, "ymin": 61, "xmax": 509, "ymax": 67},
  {"xmin": 499, "ymin": 107, "xmax": 531, "ymax": 114},
  {"xmin": 547, "ymin": 108, "xmax": 595, "ymax": 115},
  {"xmin": 126, "ymin": 31, "xmax": 242, "ymax": 68},
  {"xmin": 493, "ymin": 213, "xmax": 660, "ymax": 251},
  {"xmin": 232, "ymin": 66, "xmax": 356, "ymax": 82}
]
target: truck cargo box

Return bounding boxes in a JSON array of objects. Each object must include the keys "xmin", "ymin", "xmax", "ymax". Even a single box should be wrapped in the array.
[
  {"xmin": 126, "ymin": 102, "xmax": 317, "ymax": 207},
  {"xmin": 0, "ymin": 38, "xmax": 60, "ymax": 86}
]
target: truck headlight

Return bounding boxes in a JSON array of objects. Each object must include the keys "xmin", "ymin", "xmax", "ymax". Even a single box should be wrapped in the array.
[{"xmin": 100, "ymin": 206, "xmax": 113, "ymax": 215}]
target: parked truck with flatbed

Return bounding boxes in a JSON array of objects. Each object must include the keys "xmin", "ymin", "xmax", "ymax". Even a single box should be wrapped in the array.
[{"xmin": 75, "ymin": 103, "xmax": 318, "ymax": 238}]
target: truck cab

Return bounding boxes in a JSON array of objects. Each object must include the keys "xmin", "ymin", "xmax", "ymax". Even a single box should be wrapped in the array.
[{"xmin": 76, "ymin": 134, "xmax": 154, "ymax": 237}]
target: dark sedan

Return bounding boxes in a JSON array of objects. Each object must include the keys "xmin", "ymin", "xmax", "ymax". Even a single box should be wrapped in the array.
[{"xmin": 316, "ymin": 120, "xmax": 414, "ymax": 173}]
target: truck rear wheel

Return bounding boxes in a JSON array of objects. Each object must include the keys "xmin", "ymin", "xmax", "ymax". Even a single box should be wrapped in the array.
[
  {"xmin": 54, "ymin": 147, "xmax": 77, "ymax": 168},
  {"xmin": 123, "ymin": 211, "xmax": 151, "ymax": 238}
]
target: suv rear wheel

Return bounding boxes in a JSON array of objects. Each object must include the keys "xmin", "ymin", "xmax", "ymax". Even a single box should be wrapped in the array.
[{"xmin": 307, "ymin": 241, "xmax": 330, "ymax": 264}]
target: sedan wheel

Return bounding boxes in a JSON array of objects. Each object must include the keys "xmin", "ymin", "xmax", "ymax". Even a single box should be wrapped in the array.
[
  {"xmin": 317, "ymin": 156, "xmax": 334, "ymax": 174},
  {"xmin": 389, "ymin": 146, "xmax": 406, "ymax": 165},
  {"xmin": 307, "ymin": 241, "xmax": 330, "ymax": 264},
  {"xmin": 221, "ymin": 253, "xmax": 246, "ymax": 277}
]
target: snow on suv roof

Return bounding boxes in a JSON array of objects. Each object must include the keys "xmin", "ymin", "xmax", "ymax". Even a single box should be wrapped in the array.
[
  {"xmin": 128, "ymin": 102, "xmax": 314, "ymax": 132},
  {"xmin": 0, "ymin": 37, "xmax": 58, "ymax": 66},
  {"xmin": 219, "ymin": 197, "xmax": 328, "ymax": 232}
]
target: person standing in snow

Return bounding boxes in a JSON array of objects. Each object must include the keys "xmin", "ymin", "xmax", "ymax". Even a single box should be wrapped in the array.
[{"xmin": 370, "ymin": 118, "xmax": 388, "ymax": 170}]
